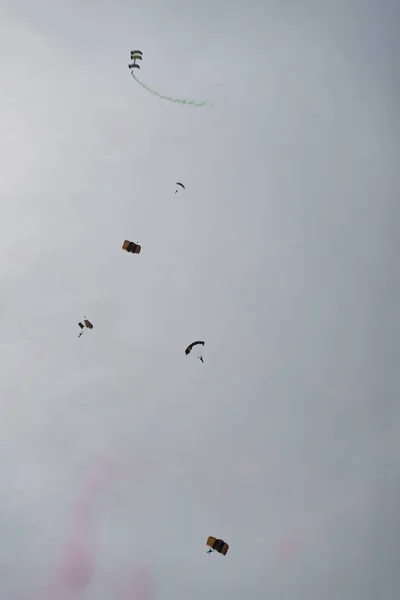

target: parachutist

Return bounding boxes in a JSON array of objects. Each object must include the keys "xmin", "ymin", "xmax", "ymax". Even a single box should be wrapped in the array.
[
  {"xmin": 206, "ymin": 537, "xmax": 229, "ymax": 556},
  {"xmin": 78, "ymin": 319, "xmax": 93, "ymax": 338},
  {"xmin": 198, "ymin": 355, "xmax": 204, "ymax": 363},
  {"xmin": 129, "ymin": 49, "xmax": 142, "ymax": 70}
]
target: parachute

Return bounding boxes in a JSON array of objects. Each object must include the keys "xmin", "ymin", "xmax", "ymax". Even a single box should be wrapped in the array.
[
  {"xmin": 185, "ymin": 340, "xmax": 205, "ymax": 355},
  {"xmin": 78, "ymin": 318, "xmax": 93, "ymax": 338},
  {"xmin": 122, "ymin": 240, "xmax": 141, "ymax": 254},
  {"xmin": 206, "ymin": 537, "xmax": 229, "ymax": 556},
  {"xmin": 128, "ymin": 51, "xmax": 211, "ymax": 107},
  {"xmin": 175, "ymin": 182, "xmax": 185, "ymax": 194},
  {"xmin": 129, "ymin": 49, "xmax": 143, "ymax": 70}
]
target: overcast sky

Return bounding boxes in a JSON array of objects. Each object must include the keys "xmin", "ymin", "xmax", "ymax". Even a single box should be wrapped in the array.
[{"xmin": 0, "ymin": 0, "xmax": 399, "ymax": 598}]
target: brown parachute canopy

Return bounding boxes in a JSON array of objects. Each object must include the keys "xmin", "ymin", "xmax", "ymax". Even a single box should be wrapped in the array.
[{"xmin": 78, "ymin": 319, "xmax": 93, "ymax": 330}]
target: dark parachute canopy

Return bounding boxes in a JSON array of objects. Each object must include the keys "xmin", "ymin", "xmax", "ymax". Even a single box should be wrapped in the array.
[
  {"xmin": 122, "ymin": 240, "xmax": 141, "ymax": 254},
  {"xmin": 185, "ymin": 340, "xmax": 205, "ymax": 355},
  {"xmin": 175, "ymin": 182, "xmax": 185, "ymax": 194},
  {"xmin": 206, "ymin": 537, "xmax": 229, "ymax": 556},
  {"xmin": 128, "ymin": 49, "xmax": 143, "ymax": 70}
]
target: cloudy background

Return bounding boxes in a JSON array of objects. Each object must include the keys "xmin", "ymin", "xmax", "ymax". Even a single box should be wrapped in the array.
[{"xmin": 0, "ymin": 0, "xmax": 399, "ymax": 598}]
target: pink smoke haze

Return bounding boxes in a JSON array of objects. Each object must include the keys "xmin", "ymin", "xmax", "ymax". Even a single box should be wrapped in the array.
[
  {"xmin": 115, "ymin": 567, "xmax": 153, "ymax": 600},
  {"xmin": 277, "ymin": 537, "xmax": 298, "ymax": 563},
  {"xmin": 52, "ymin": 459, "xmax": 111, "ymax": 597},
  {"xmin": 56, "ymin": 540, "xmax": 94, "ymax": 595},
  {"xmin": 275, "ymin": 483, "xmax": 375, "ymax": 565}
]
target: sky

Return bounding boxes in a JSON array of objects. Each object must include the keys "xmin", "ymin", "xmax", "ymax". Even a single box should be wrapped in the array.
[{"xmin": 0, "ymin": 0, "xmax": 399, "ymax": 598}]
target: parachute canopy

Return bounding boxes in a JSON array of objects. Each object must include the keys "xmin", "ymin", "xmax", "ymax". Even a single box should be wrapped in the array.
[
  {"xmin": 185, "ymin": 340, "xmax": 205, "ymax": 355},
  {"xmin": 129, "ymin": 49, "xmax": 143, "ymax": 70},
  {"xmin": 78, "ymin": 319, "xmax": 93, "ymax": 330},
  {"xmin": 175, "ymin": 182, "xmax": 185, "ymax": 194},
  {"xmin": 122, "ymin": 240, "xmax": 141, "ymax": 254},
  {"xmin": 207, "ymin": 537, "xmax": 229, "ymax": 556}
]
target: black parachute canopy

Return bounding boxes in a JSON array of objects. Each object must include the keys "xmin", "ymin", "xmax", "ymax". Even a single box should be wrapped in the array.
[{"xmin": 185, "ymin": 340, "xmax": 205, "ymax": 355}]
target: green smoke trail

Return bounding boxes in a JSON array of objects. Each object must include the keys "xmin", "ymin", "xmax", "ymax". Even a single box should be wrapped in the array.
[{"xmin": 131, "ymin": 73, "xmax": 212, "ymax": 107}]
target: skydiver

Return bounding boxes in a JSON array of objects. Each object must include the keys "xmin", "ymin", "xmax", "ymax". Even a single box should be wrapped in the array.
[
  {"xmin": 78, "ymin": 332, "xmax": 83, "ymax": 338},
  {"xmin": 198, "ymin": 355, "xmax": 204, "ymax": 363},
  {"xmin": 207, "ymin": 548, "xmax": 213, "ymax": 554}
]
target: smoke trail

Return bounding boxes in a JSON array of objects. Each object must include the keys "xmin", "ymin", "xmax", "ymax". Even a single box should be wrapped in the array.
[
  {"xmin": 53, "ymin": 459, "xmax": 111, "ymax": 597},
  {"xmin": 131, "ymin": 74, "xmax": 212, "ymax": 107}
]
